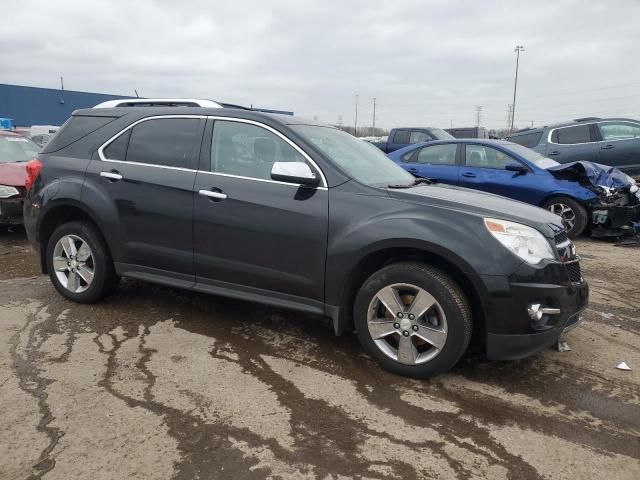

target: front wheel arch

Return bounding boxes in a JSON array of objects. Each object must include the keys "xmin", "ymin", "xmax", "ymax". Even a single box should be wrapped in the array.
[{"xmin": 541, "ymin": 195, "xmax": 588, "ymax": 238}]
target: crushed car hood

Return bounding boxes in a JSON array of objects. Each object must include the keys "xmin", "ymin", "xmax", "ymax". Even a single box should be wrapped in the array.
[
  {"xmin": 547, "ymin": 161, "xmax": 634, "ymax": 190},
  {"xmin": 0, "ymin": 162, "xmax": 27, "ymax": 187}
]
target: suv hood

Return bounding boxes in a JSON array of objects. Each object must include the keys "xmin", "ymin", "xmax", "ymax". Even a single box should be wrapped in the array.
[
  {"xmin": 0, "ymin": 162, "xmax": 27, "ymax": 187},
  {"xmin": 387, "ymin": 183, "xmax": 562, "ymax": 236}
]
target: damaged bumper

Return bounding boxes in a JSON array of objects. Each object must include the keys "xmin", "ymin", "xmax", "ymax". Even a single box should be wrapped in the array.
[
  {"xmin": 0, "ymin": 197, "xmax": 25, "ymax": 225},
  {"xmin": 590, "ymin": 201, "xmax": 640, "ymax": 236}
]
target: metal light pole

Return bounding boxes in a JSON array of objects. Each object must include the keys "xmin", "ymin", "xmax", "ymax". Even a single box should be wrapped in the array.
[
  {"xmin": 372, "ymin": 97, "xmax": 376, "ymax": 136},
  {"xmin": 510, "ymin": 45, "xmax": 524, "ymax": 133},
  {"xmin": 354, "ymin": 95, "xmax": 359, "ymax": 137}
]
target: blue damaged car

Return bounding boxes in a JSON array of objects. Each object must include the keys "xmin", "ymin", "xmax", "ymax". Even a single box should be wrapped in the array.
[{"xmin": 388, "ymin": 139, "xmax": 640, "ymax": 238}]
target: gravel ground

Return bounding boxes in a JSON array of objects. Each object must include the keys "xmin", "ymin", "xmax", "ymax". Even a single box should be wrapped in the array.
[{"xmin": 1, "ymin": 227, "xmax": 639, "ymax": 480}]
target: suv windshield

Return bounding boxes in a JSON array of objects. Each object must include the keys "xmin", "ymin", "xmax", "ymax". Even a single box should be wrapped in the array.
[
  {"xmin": 293, "ymin": 125, "xmax": 415, "ymax": 187},
  {"xmin": 505, "ymin": 143, "xmax": 559, "ymax": 169},
  {"xmin": 0, "ymin": 136, "xmax": 40, "ymax": 163}
]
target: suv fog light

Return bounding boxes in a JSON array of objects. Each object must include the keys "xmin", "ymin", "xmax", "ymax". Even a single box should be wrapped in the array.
[{"xmin": 527, "ymin": 303, "xmax": 561, "ymax": 321}]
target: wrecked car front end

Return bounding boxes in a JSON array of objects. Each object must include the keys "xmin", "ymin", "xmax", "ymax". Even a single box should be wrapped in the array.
[{"xmin": 548, "ymin": 161, "xmax": 640, "ymax": 237}]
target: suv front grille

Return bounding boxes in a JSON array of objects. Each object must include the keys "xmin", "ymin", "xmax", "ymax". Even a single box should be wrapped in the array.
[
  {"xmin": 553, "ymin": 228, "xmax": 582, "ymax": 283},
  {"xmin": 565, "ymin": 260, "xmax": 582, "ymax": 283}
]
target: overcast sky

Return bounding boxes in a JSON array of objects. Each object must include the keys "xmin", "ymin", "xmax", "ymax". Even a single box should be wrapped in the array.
[{"xmin": 2, "ymin": 0, "xmax": 640, "ymax": 130}]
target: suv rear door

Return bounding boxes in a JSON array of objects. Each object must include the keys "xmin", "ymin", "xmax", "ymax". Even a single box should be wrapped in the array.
[
  {"xmin": 545, "ymin": 123, "xmax": 601, "ymax": 164},
  {"xmin": 596, "ymin": 121, "xmax": 640, "ymax": 171},
  {"xmin": 86, "ymin": 115, "xmax": 204, "ymax": 283},
  {"xmin": 192, "ymin": 118, "xmax": 328, "ymax": 309}
]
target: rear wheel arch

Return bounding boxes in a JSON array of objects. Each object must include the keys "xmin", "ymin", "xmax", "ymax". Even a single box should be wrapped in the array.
[
  {"xmin": 337, "ymin": 246, "xmax": 486, "ymax": 345},
  {"xmin": 38, "ymin": 202, "xmax": 109, "ymax": 273}
]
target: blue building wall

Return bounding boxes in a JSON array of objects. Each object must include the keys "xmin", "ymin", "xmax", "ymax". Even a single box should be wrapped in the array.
[{"xmin": 0, "ymin": 84, "xmax": 131, "ymax": 126}]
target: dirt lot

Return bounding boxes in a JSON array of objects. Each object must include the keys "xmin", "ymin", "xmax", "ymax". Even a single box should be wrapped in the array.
[{"xmin": 1, "ymin": 228, "xmax": 639, "ymax": 480}]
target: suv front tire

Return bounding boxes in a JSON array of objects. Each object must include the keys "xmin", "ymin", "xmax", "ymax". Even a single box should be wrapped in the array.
[{"xmin": 354, "ymin": 262, "xmax": 472, "ymax": 378}]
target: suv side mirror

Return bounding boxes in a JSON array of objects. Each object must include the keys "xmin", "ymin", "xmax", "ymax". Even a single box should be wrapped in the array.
[
  {"xmin": 505, "ymin": 163, "xmax": 528, "ymax": 174},
  {"xmin": 271, "ymin": 162, "xmax": 320, "ymax": 186}
]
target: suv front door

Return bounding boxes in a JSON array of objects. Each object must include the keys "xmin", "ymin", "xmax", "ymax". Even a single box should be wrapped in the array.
[
  {"xmin": 597, "ymin": 121, "xmax": 640, "ymax": 172},
  {"xmin": 193, "ymin": 118, "xmax": 329, "ymax": 311},
  {"xmin": 89, "ymin": 116, "xmax": 204, "ymax": 283}
]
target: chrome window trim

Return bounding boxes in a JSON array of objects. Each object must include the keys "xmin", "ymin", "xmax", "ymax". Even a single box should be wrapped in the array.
[
  {"xmin": 97, "ymin": 114, "xmax": 328, "ymax": 189},
  {"xmin": 547, "ymin": 123, "xmax": 595, "ymax": 146}
]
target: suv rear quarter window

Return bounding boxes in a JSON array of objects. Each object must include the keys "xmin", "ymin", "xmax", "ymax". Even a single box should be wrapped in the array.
[{"xmin": 42, "ymin": 115, "xmax": 116, "ymax": 153}]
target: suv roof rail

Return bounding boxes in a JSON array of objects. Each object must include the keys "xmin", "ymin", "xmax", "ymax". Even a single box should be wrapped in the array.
[
  {"xmin": 93, "ymin": 98, "xmax": 224, "ymax": 108},
  {"xmin": 574, "ymin": 117, "xmax": 601, "ymax": 122}
]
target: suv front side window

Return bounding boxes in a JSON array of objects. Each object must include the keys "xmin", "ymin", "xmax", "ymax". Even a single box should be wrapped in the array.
[
  {"xmin": 211, "ymin": 120, "xmax": 310, "ymax": 181},
  {"xmin": 550, "ymin": 124, "xmax": 592, "ymax": 144},
  {"xmin": 599, "ymin": 122, "xmax": 640, "ymax": 141}
]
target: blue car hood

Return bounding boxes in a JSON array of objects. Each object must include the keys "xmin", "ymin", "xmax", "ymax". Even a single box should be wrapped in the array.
[{"xmin": 547, "ymin": 161, "xmax": 634, "ymax": 190}]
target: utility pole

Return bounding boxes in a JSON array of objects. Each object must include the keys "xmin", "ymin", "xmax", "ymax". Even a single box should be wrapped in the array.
[
  {"xmin": 354, "ymin": 94, "xmax": 359, "ymax": 137},
  {"xmin": 510, "ymin": 45, "xmax": 524, "ymax": 133},
  {"xmin": 338, "ymin": 115, "xmax": 344, "ymax": 128},
  {"xmin": 475, "ymin": 106, "xmax": 483, "ymax": 127},
  {"xmin": 372, "ymin": 97, "xmax": 377, "ymax": 136},
  {"xmin": 506, "ymin": 104, "xmax": 513, "ymax": 128}
]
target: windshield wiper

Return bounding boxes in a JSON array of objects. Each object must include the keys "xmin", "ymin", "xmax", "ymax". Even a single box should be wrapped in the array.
[{"xmin": 387, "ymin": 177, "xmax": 436, "ymax": 189}]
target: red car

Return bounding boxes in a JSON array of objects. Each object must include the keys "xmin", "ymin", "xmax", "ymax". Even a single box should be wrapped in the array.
[{"xmin": 0, "ymin": 131, "xmax": 39, "ymax": 226}]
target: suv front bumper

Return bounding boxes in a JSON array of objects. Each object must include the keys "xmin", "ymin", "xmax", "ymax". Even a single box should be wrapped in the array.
[{"xmin": 479, "ymin": 261, "xmax": 589, "ymax": 361}]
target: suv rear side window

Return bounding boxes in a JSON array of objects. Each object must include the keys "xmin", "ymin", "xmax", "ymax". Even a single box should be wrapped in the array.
[
  {"xmin": 551, "ymin": 124, "xmax": 592, "ymax": 144},
  {"xmin": 509, "ymin": 131, "xmax": 542, "ymax": 148},
  {"xmin": 118, "ymin": 118, "xmax": 201, "ymax": 169},
  {"xmin": 211, "ymin": 120, "xmax": 309, "ymax": 180}
]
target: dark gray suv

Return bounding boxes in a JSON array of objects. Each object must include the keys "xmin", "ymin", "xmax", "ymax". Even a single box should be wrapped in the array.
[
  {"xmin": 506, "ymin": 117, "xmax": 640, "ymax": 174},
  {"xmin": 23, "ymin": 107, "xmax": 588, "ymax": 378}
]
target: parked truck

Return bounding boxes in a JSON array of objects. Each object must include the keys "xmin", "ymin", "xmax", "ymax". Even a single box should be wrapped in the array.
[{"xmin": 373, "ymin": 127, "xmax": 454, "ymax": 153}]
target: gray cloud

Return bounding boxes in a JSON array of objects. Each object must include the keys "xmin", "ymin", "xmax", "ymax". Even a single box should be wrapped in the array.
[{"xmin": 2, "ymin": 0, "xmax": 640, "ymax": 129}]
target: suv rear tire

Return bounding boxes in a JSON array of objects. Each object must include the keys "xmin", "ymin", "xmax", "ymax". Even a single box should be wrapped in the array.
[
  {"xmin": 542, "ymin": 196, "xmax": 588, "ymax": 238},
  {"xmin": 46, "ymin": 221, "xmax": 118, "ymax": 303},
  {"xmin": 354, "ymin": 262, "xmax": 472, "ymax": 378}
]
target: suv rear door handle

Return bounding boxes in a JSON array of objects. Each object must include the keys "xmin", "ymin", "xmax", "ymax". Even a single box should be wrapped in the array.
[
  {"xmin": 548, "ymin": 151, "xmax": 560, "ymax": 156},
  {"xmin": 199, "ymin": 189, "xmax": 228, "ymax": 201},
  {"xmin": 601, "ymin": 144, "xmax": 615, "ymax": 150},
  {"xmin": 462, "ymin": 172, "xmax": 476, "ymax": 178},
  {"xmin": 100, "ymin": 171, "xmax": 122, "ymax": 181}
]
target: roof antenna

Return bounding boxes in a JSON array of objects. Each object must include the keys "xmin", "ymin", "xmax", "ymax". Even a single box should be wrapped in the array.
[{"xmin": 134, "ymin": 89, "xmax": 139, "ymax": 98}]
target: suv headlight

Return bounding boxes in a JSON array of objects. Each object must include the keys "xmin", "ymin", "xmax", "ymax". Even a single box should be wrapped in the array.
[
  {"xmin": 484, "ymin": 218, "xmax": 554, "ymax": 265},
  {"xmin": 0, "ymin": 185, "xmax": 20, "ymax": 199}
]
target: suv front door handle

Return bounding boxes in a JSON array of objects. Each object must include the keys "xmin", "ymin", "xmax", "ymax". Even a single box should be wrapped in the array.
[
  {"xmin": 601, "ymin": 144, "xmax": 615, "ymax": 150},
  {"xmin": 199, "ymin": 189, "xmax": 228, "ymax": 201},
  {"xmin": 100, "ymin": 171, "xmax": 122, "ymax": 181},
  {"xmin": 548, "ymin": 151, "xmax": 560, "ymax": 156}
]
